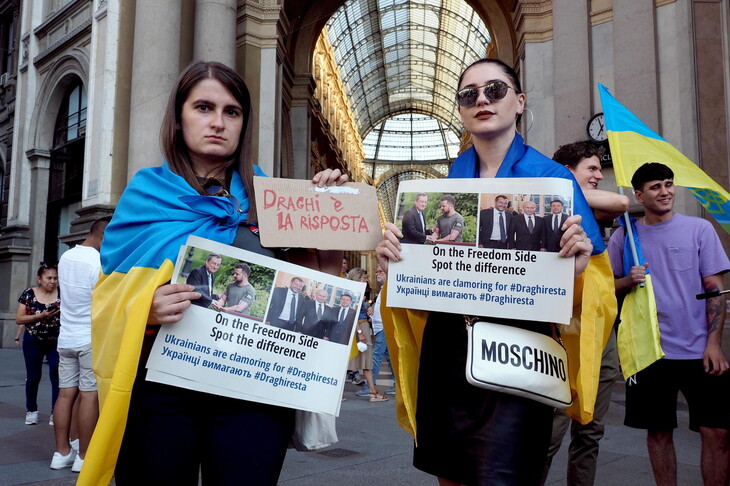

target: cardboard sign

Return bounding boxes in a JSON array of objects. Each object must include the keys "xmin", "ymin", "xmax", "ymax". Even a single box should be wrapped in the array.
[
  {"xmin": 386, "ymin": 178, "xmax": 576, "ymax": 324},
  {"xmin": 146, "ymin": 235, "xmax": 366, "ymax": 416},
  {"xmin": 253, "ymin": 177, "xmax": 381, "ymax": 250}
]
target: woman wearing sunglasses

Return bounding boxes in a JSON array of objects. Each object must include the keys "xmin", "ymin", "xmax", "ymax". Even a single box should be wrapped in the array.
[
  {"xmin": 376, "ymin": 58, "xmax": 615, "ymax": 485},
  {"xmin": 80, "ymin": 61, "xmax": 345, "ymax": 486}
]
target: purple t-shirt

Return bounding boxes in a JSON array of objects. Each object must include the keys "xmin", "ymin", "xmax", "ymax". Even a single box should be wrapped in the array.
[{"xmin": 608, "ymin": 213, "xmax": 730, "ymax": 359}]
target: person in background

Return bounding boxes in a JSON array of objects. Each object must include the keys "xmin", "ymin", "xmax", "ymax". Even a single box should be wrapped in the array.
[
  {"xmin": 51, "ymin": 217, "xmax": 110, "ymax": 473},
  {"xmin": 541, "ymin": 141, "xmax": 630, "ymax": 485},
  {"xmin": 609, "ymin": 162, "xmax": 729, "ymax": 486},
  {"xmin": 16, "ymin": 262, "xmax": 61, "ymax": 427},
  {"xmin": 368, "ymin": 264, "xmax": 395, "ymax": 395},
  {"xmin": 347, "ymin": 268, "xmax": 388, "ymax": 402}
]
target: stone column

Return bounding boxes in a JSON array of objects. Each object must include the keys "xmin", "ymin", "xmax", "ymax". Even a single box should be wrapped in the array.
[
  {"xmin": 237, "ymin": 1, "xmax": 283, "ymax": 177},
  {"xmin": 290, "ymin": 74, "xmax": 314, "ymax": 180},
  {"xmin": 26, "ymin": 149, "xmax": 51, "ymax": 276},
  {"xmin": 126, "ymin": 0, "xmax": 181, "ymax": 180},
  {"xmin": 613, "ymin": 0, "xmax": 659, "ymax": 131},
  {"xmin": 552, "ymin": 0, "xmax": 591, "ymax": 146},
  {"xmin": 194, "ymin": 0, "xmax": 237, "ymax": 67}
]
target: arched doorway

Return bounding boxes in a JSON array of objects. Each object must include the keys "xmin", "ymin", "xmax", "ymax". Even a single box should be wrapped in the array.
[{"xmin": 45, "ymin": 79, "xmax": 86, "ymax": 262}]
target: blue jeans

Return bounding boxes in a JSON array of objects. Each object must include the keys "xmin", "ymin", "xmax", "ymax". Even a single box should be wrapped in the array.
[
  {"xmin": 22, "ymin": 331, "xmax": 59, "ymax": 412},
  {"xmin": 371, "ymin": 330, "xmax": 391, "ymax": 387}
]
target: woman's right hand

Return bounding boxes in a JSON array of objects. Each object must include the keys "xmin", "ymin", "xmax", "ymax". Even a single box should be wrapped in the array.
[
  {"xmin": 148, "ymin": 284, "xmax": 201, "ymax": 325},
  {"xmin": 375, "ymin": 222, "xmax": 403, "ymax": 274}
]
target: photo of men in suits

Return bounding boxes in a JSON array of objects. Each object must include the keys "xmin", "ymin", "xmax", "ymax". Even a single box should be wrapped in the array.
[
  {"xmin": 186, "ymin": 253, "xmax": 222, "ymax": 308},
  {"xmin": 266, "ymin": 276, "xmax": 306, "ymax": 331},
  {"xmin": 401, "ymin": 193, "xmax": 432, "ymax": 244},
  {"xmin": 509, "ymin": 201, "xmax": 546, "ymax": 251},
  {"xmin": 478, "ymin": 195, "xmax": 512, "ymax": 249},
  {"xmin": 298, "ymin": 288, "xmax": 335, "ymax": 339},
  {"xmin": 545, "ymin": 199, "xmax": 569, "ymax": 252},
  {"xmin": 325, "ymin": 294, "xmax": 357, "ymax": 345}
]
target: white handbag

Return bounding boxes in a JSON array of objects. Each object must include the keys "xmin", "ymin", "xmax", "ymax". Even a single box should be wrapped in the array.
[
  {"xmin": 290, "ymin": 410, "xmax": 338, "ymax": 451},
  {"xmin": 465, "ymin": 319, "xmax": 573, "ymax": 408}
]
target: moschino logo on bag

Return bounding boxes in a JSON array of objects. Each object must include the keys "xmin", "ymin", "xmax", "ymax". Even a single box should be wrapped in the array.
[{"xmin": 480, "ymin": 339, "xmax": 567, "ymax": 382}]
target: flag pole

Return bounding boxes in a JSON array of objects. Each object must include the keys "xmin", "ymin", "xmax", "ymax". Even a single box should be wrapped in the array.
[{"xmin": 618, "ymin": 187, "xmax": 644, "ymax": 288}]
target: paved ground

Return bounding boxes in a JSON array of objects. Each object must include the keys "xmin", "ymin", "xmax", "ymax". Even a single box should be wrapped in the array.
[{"xmin": 0, "ymin": 346, "xmax": 709, "ymax": 485}]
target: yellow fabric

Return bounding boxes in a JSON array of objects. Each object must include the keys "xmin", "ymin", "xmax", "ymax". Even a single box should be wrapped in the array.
[
  {"xmin": 616, "ymin": 273, "xmax": 664, "ymax": 379},
  {"xmin": 380, "ymin": 252, "xmax": 617, "ymax": 437},
  {"xmin": 77, "ymin": 262, "xmax": 174, "ymax": 486}
]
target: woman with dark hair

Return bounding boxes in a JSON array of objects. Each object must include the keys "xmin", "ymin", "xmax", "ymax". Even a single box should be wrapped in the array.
[
  {"xmin": 376, "ymin": 58, "xmax": 616, "ymax": 485},
  {"xmin": 80, "ymin": 61, "xmax": 346, "ymax": 486},
  {"xmin": 16, "ymin": 262, "xmax": 61, "ymax": 426}
]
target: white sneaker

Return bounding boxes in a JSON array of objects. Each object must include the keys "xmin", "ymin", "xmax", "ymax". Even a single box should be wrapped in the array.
[
  {"xmin": 48, "ymin": 414, "xmax": 54, "ymax": 426},
  {"xmin": 25, "ymin": 411, "xmax": 38, "ymax": 425},
  {"xmin": 71, "ymin": 454, "xmax": 84, "ymax": 473},
  {"xmin": 50, "ymin": 450, "xmax": 75, "ymax": 469},
  {"xmin": 70, "ymin": 438, "xmax": 79, "ymax": 453}
]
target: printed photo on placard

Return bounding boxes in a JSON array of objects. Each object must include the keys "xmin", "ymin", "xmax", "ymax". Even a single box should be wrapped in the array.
[{"xmin": 396, "ymin": 192, "xmax": 478, "ymax": 245}]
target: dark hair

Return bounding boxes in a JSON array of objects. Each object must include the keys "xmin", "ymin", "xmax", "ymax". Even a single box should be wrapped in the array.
[
  {"xmin": 550, "ymin": 199, "xmax": 564, "ymax": 206},
  {"xmin": 37, "ymin": 262, "xmax": 58, "ymax": 277},
  {"xmin": 290, "ymin": 276, "xmax": 304, "ymax": 284},
  {"xmin": 89, "ymin": 216, "xmax": 111, "ymax": 238},
  {"xmin": 457, "ymin": 58, "xmax": 524, "ymax": 125},
  {"xmin": 235, "ymin": 262, "xmax": 251, "ymax": 277},
  {"xmin": 552, "ymin": 141, "xmax": 605, "ymax": 169},
  {"xmin": 440, "ymin": 194, "xmax": 456, "ymax": 207},
  {"xmin": 495, "ymin": 195, "xmax": 508, "ymax": 203},
  {"xmin": 631, "ymin": 163, "xmax": 674, "ymax": 191},
  {"xmin": 340, "ymin": 293, "xmax": 352, "ymax": 301},
  {"xmin": 206, "ymin": 253, "xmax": 222, "ymax": 262},
  {"xmin": 160, "ymin": 61, "xmax": 257, "ymax": 222}
]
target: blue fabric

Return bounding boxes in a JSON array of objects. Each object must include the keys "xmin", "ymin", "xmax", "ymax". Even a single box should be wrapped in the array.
[
  {"xmin": 599, "ymin": 84, "xmax": 662, "ymax": 141},
  {"xmin": 447, "ymin": 133, "xmax": 604, "ymax": 254},
  {"xmin": 101, "ymin": 162, "xmax": 266, "ymax": 274},
  {"xmin": 616, "ymin": 217, "xmax": 649, "ymax": 277}
]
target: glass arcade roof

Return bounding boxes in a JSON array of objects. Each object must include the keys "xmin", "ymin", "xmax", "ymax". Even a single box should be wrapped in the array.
[
  {"xmin": 363, "ymin": 113, "xmax": 460, "ymax": 161},
  {"xmin": 326, "ymin": 0, "xmax": 491, "ymax": 144}
]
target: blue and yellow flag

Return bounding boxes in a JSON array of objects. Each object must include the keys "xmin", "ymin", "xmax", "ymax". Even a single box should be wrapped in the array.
[
  {"xmin": 615, "ymin": 217, "xmax": 664, "ymax": 378},
  {"xmin": 78, "ymin": 162, "xmax": 262, "ymax": 486},
  {"xmin": 599, "ymin": 83, "xmax": 730, "ymax": 234}
]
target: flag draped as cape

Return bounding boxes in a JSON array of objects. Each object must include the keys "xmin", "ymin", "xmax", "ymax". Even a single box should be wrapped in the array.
[
  {"xmin": 78, "ymin": 162, "xmax": 263, "ymax": 485},
  {"xmin": 381, "ymin": 133, "xmax": 617, "ymax": 440}
]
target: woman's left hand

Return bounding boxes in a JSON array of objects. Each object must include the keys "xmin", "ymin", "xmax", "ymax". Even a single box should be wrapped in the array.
[
  {"xmin": 558, "ymin": 215, "xmax": 593, "ymax": 277},
  {"xmin": 312, "ymin": 168, "xmax": 348, "ymax": 187}
]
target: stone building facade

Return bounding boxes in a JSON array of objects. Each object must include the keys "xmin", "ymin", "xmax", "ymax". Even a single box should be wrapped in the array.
[{"xmin": 1, "ymin": 0, "xmax": 729, "ymax": 346}]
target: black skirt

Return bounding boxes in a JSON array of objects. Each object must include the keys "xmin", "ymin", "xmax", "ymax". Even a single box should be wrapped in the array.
[{"xmin": 413, "ymin": 312, "xmax": 553, "ymax": 486}]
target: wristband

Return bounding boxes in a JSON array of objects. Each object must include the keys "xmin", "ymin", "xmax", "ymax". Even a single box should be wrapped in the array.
[{"xmin": 14, "ymin": 338, "xmax": 19, "ymax": 341}]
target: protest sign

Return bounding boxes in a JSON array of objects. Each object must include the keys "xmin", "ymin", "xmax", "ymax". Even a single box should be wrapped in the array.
[
  {"xmin": 253, "ymin": 176, "xmax": 381, "ymax": 250},
  {"xmin": 145, "ymin": 235, "xmax": 366, "ymax": 416},
  {"xmin": 387, "ymin": 178, "xmax": 575, "ymax": 324}
]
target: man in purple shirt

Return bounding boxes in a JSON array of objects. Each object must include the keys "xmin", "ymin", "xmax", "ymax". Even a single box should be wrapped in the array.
[{"xmin": 608, "ymin": 162, "xmax": 730, "ymax": 486}]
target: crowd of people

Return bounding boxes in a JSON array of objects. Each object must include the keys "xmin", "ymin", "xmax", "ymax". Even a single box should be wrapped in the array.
[{"xmin": 11, "ymin": 56, "xmax": 728, "ymax": 486}]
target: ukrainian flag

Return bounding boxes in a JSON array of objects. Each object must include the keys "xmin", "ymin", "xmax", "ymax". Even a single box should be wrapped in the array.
[
  {"xmin": 599, "ymin": 83, "xmax": 730, "ymax": 234},
  {"xmin": 78, "ymin": 162, "xmax": 261, "ymax": 485}
]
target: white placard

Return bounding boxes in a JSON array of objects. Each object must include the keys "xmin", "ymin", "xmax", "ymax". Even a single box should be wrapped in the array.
[
  {"xmin": 145, "ymin": 235, "xmax": 365, "ymax": 416},
  {"xmin": 387, "ymin": 178, "xmax": 575, "ymax": 324}
]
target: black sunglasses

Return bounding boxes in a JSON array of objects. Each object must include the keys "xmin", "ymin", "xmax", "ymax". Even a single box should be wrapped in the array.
[
  {"xmin": 456, "ymin": 81, "xmax": 519, "ymax": 107},
  {"xmin": 202, "ymin": 178, "xmax": 242, "ymax": 213}
]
